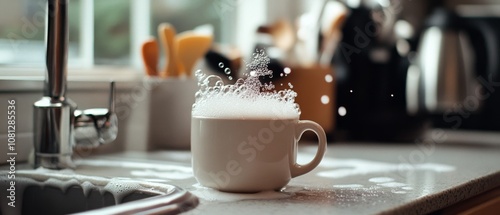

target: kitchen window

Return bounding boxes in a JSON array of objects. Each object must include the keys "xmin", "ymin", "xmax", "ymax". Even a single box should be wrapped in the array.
[
  {"xmin": 0, "ymin": 0, "xmax": 305, "ymax": 78},
  {"xmin": 0, "ymin": 0, "xmax": 238, "ymax": 77}
]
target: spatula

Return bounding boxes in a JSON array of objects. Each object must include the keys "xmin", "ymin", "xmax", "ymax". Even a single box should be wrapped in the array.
[
  {"xmin": 176, "ymin": 32, "xmax": 213, "ymax": 77},
  {"xmin": 158, "ymin": 23, "xmax": 181, "ymax": 77},
  {"xmin": 140, "ymin": 38, "xmax": 159, "ymax": 76}
]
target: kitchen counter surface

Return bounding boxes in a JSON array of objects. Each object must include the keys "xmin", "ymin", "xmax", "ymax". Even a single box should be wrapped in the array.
[{"xmin": 73, "ymin": 131, "xmax": 500, "ymax": 215}]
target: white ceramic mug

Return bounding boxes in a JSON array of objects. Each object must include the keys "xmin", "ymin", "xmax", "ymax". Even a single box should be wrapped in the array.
[{"xmin": 191, "ymin": 117, "xmax": 327, "ymax": 192}]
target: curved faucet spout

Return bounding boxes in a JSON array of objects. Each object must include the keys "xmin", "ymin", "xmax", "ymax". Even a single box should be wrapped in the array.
[
  {"xmin": 33, "ymin": 0, "xmax": 117, "ymax": 169},
  {"xmin": 45, "ymin": 0, "xmax": 69, "ymax": 99}
]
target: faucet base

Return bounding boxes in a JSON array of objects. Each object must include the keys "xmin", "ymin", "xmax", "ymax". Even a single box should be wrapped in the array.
[
  {"xmin": 34, "ymin": 153, "xmax": 75, "ymax": 169},
  {"xmin": 33, "ymin": 97, "xmax": 77, "ymax": 169}
]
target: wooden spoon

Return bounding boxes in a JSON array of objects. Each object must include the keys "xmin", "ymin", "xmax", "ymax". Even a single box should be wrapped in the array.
[
  {"xmin": 140, "ymin": 38, "xmax": 159, "ymax": 76},
  {"xmin": 158, "ymin": 23, "xmax": 181, "ymax": 77},
  {"xmin": 176, "ymin": 31, "xmax": 213, "ymax": 76}
]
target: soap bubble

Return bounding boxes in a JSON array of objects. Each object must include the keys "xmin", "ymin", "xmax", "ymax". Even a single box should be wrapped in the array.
[{"xmin": 193, "ymin": 49, "xmax": 300, "ymax": 118}]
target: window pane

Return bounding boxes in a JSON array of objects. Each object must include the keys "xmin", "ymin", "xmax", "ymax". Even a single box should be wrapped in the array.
[
  {"xmin": 0, "ymin": 0, "xmax": 81, "ymax": 67},
  {"xmin": 94, "ymin": 0, "xmax": 131, "ymax": 65},
  {"xmin": 0, "ymin": 0, "xmax": 231, "ymax": 70}
]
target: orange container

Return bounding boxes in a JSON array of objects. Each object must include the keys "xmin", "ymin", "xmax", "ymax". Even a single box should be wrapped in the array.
[{"xmin": 274, "ymin": 65, "xmax": 335, "ymax": 134}]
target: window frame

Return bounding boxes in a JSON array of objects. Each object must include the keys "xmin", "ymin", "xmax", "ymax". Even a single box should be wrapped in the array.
[
  {"xmin": 0, "ymin": 0, "xmax": 150, "ymax": 79},
  {"xmin": 0, "ymin": 0, "xmax": 300, "ymax": 83}
]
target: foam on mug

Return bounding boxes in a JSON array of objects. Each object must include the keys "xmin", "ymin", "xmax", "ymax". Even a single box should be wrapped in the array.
[{"xmin": 192, "ymin": 50, "xmax": 300, "ymax": 119}]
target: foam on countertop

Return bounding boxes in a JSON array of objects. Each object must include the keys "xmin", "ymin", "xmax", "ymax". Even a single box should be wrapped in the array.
[{"xmin": 190, "ymin": 183, "xmax": 291, "ymax": 202}]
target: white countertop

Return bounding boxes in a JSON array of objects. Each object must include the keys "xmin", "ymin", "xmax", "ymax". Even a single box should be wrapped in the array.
[{"xmin": 72, "ymin": 138, "xmax": 500, "ymax": 215}]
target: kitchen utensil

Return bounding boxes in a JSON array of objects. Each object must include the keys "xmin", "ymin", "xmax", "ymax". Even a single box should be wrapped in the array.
[
  {"xmin": 140, "ymin": 38, "xmax": 159, "ymax": 76},
  {"xmin": 176, "ymin": 32, "xmax": 213, "ymax": 77},
  {"xmin": 158, "ymin": 23, "xmax": 181, "ymax": 77},
  {"xmin": 319, "ymin": 10, "xmax": 347, "ymax": 66},
  {"xmin": 294, "ymin": 0, "xmax": 328, "ymax": 66}
]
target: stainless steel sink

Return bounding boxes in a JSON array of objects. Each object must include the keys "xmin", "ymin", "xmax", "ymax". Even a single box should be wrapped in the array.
[{"xmin": 0, "ymin": 169, "xmax": 198, "ymax": 215}]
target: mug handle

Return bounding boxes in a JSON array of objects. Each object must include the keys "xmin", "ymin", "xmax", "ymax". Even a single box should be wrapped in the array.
[{"xmin": 290, "ymin": 120, "xmax": 327, "ymax": 177}]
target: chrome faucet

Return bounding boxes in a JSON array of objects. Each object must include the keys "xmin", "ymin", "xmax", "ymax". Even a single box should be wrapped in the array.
[{"xmin": 33, "ymin": 0, "xmax": 118, "ymax": 169}]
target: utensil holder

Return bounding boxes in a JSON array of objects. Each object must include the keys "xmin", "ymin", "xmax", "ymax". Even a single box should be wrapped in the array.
[{"xmin": 145, "ymin": 77, "xmax": 197, "ymax": 150}]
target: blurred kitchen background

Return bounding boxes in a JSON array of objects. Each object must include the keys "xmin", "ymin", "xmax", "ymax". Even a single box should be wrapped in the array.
[{"xmin": 1, "ymin": 0, "xmax": 500, "ymax": 143}]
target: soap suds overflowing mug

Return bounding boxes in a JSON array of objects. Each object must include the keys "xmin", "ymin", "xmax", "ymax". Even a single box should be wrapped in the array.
[
  {"xmin": 191, "ymin": 49, "xmax": 327, "ymax": 192},
  {"xmin": 191, "ymin": 116, "xmax": 327, "ymax": 193}
]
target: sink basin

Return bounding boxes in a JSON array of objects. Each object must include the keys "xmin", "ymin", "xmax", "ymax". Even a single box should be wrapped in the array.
[{"xmin": 0, "ymin": 169, "xmax": 198, "ymax": 215}]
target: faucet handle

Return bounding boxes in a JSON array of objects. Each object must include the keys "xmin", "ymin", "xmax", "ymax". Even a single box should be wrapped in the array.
[
  {"xmin": 74, "ymin": 81, "xmax": 118, "ymax": 147},
  {"xmin": 108, "ymin": 81, "xmax": 116, "ymax": 114}
]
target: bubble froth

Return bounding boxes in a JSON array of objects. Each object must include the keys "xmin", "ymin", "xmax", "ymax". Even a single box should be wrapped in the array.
[{"xmin": 192, "ymin": 50, "xmax": 300, "ymax": 119}]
